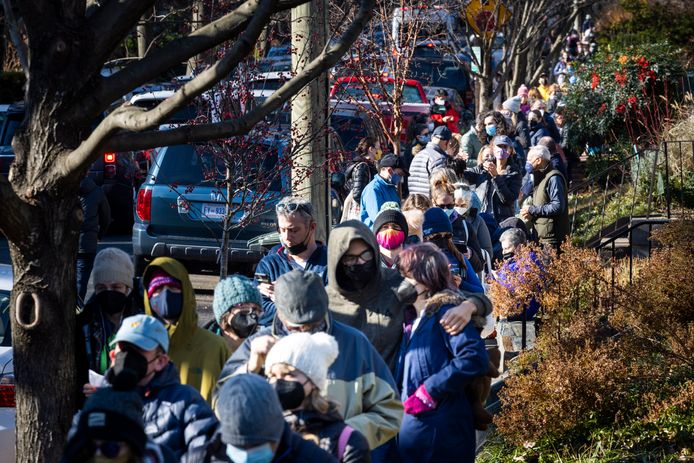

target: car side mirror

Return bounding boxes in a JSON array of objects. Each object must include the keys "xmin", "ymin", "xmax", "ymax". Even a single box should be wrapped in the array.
[{"xmin": 331, "ymin": 172, "xmax": 345, "ymax": 190}]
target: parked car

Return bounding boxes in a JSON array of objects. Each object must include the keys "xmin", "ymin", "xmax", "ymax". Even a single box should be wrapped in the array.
[
  {"xmin": 0, "ymin": 264, "xmax": 15, "ymax": 463},
  {"xmin": 330, "ymin": 108, "xmax": 388, "ymax": 153}
]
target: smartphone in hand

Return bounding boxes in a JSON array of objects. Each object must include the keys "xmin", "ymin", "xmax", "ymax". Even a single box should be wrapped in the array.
[{"xmin": 255, "ymin": 273, "xmax": 271, "ymax": 284}]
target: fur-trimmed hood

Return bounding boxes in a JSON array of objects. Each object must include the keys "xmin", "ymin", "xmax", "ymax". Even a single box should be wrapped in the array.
[{"xmin": 424, "ymin": 289, "xmax": 491, "ymax": 329}]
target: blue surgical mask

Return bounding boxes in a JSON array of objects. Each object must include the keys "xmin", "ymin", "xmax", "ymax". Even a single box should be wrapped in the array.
[
  {"xmin": 485, "ymin": 125, "xmax": 497, "ymax": 137},
  {"xmin": 417, "ymin": 134, "xmax": 431, "ymax": 144},
  {"xmin": 150, "ymin": 288, "xmax": 183, "ymax": 322},
  {"xmin": 390, "ymin": 173, "xmax": 402, "ymax": 185},
  {"xmin": 226, "ymin": 443, "xmax": 274, "ymax": 463},
  {"xmin": 444, "ymin": 208, "xmax": 456, "ymax": 219}
]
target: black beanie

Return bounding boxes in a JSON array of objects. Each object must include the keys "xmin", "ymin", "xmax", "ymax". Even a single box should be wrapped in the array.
[{"xmin": 373, "ymin": 208, "xmax": 409, "ymax": 236}]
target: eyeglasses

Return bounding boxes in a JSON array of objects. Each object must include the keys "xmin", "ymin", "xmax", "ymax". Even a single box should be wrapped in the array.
[
  {"xmin": 341, "ymin": 249, "xmax": 374, "ymax": 266},
  {"xmin": 276, "ymin": 202, "xmax": 313, "ymax": 215},
  {"xmin": 93, "ymin": 440, "xmax": 124, "ymax": 458},
  {"xmin": 436, "ymin": 204, "xmax": 454, "ymax": 209}
]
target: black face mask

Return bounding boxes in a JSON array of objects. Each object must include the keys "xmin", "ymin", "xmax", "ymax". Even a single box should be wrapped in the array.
[
  {"xmin": 228, "ymin": 311, "xmax": 259, "ymax": 338},
  {"xmin": 341, "ymin": 259, "xmax": 376, "ymax": 289},
  {"xmin": 150, "ymin": 289, "xmax": 183, "ymax": 322},
  {"xmin": 286, "ymin": 228, "xmax": 312, "ymax": 256},
  {"xmin": 503, "ymin": 252, "xmax": 515, "ymax": 261},
  {"xmin": 271, "ymin": 379, "xmax": 306, "ymax": 410},
  {"xmin": 395, "ymin": 279, "xmax": 418, "ymax": 305},
  {"xmin": 96, "ymin": 290, "xmax": 129, "ymax": 316},
  {"xmin": 107, "ymin": 350, "xmax": 148, "ymax": 391}
]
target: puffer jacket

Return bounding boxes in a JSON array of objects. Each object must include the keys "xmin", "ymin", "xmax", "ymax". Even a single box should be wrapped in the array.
[
  {"xmin": 78, "ymin": 176, "xmax": 111, "ymax": 254},
  {"xmin": 143, "ymin": 258, "xmax": 230, "ymax": 403},
  {"xmin": 285, "ymin": 407, "xmax": 371, "ymax": 463},
  {"xmin": 395, "ymin": 291, "xmax": 489, "ymax": 463},
  {"xmin": 345, "ymin": 158, "xmax": 377, "ymax": 204},
  {"xmin": 407, "ymin": 142, "xmax": 448, "ymax": 197},
  {"xmin": 463, "ymin": 163, "xmax": 522, "ymax": 223},
  {"xmin": 217, "ymin": 314, "xmax": 403, "ymax": 450},
  {"xmin": 359, "ymin": 175, "xmax": 400, "ymax": 229}
]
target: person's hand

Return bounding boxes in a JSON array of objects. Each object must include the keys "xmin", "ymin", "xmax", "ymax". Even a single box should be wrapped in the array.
[
  {"xmin": 458, "ymin": 151, "xmax": 469, "ymax": 161},
  {"xmin": 258, "ymin": 282, "xmax": 275, "ymax": 302},
  {"xmin": 484, "ymin": 161, "xmax": 498, "ymax": 177},
  {"xmin": 520, "ymin": 205, "xmax": 532, "ymax": 220},
  {"xmin": 247, "ymin": 335, "xmax": 276, "ymax": 373},
  {"xmin": 452, "ymin": 273, "xmax": 462, "ymax": 288},
  {"xmin": 442, "ymin": 115, "xmax": 453, "ymax": 123},
  {"xmin": 403, "ymin": 385, "xmax": 437, "ymax": 415},
  {"xmin": 440, "ymin": 300, "xmax": 475, "ymax": 335},
  {"xmin": 83, "ymin": 383, "xmax": 98, "ymax": 398}
]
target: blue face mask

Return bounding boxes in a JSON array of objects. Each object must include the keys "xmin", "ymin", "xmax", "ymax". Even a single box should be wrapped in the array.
[
  {"xmin": 485, "ymin": 125, "xmax": 497, "ymax": 137},
  {"xmin": 150, "ymin": 288, "xmax": 183, "ymax": 322},
  {"xmin": 390, "ymin": 173, "xmax": 402, "ymax": 185},
  {"xmin": 417, "ymin": 135, "xmax": 431, "ymax": 144},
  {"xmin": 226, "ymin": 443, "xmax": 275, "ymax": 463},
  {"xmin": 444, "ymin": 208, "xmax": 456, "ymax": 220}
]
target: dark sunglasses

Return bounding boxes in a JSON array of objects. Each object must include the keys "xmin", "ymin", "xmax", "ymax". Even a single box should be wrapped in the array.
[
  {"xmin": 436, "ymin": 204, "xmax": 454, "ymax": 210},
  {"xmin": 93, "ymin": 440, "xmax": 124, "ymax": 458},
  {"xmin": 276, "ymin": 202, "xmax": 313, "ymax": 215}
]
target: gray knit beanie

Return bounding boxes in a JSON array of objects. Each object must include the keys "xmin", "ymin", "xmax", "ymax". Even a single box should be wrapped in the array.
[
  {"xmin": 213, "ymin": 275, "xmax": 262, "ymax": 324},
  {"xmin": 91, "ymin": 247, "xmax": 134, "ymax": 288},
  {"xmin": 217, "ymin": 374, "xmax": 285, "ymax": 447}
]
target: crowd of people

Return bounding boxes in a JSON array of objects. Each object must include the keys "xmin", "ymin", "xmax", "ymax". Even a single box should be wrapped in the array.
[{"xmin": 62, "ymin": 26, "xmax": 578, "ymax": 463}]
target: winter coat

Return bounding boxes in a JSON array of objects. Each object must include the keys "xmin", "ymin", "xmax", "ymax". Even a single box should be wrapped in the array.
[
  {"xmin": 460, "ymin": 126, "xmax": 483, "ymax": 167},
  {"xmin": 543, "ymin": 111, "xmax": 561, "ymax": 143},
  {"xmin": 528, "ymin": 169, "xmax": 569, "ymax": 249},
  {"xmin": 430, "ymin": 102, "xmax": 460, "ymax": 133},
  {"xmin": 285, "ymin": 407, "xmax": 371, "ymax": 463},
  {"xmin": 407, "ymin": 142, "xmax": 448, "ymax": 197},
  {"xmin": 254, "ymin": 244, "xmax": 329, "ymax": 326},
  {"xmin": 529, "ymin": 123, "xmax": 550, "ymax": 147},
  {"xmin": 78, "ymin": 176, "xmax": 111, "ymax": 254},
  {"xmin": 77, "ymin": 293, "xmax": 142, "ymax": 374},
  {"xmin": 466, "ymin": 209, "xmax": 493, "ymax": 262},
  {"xmin": 463, "ymin": 163, "xmax": 522, "ymax": 223},
  {"xmin": 395, "ymin": 291, "xmax": 489, "ymax": 463},
  {"xmin": 345, "ymin": 158, "xmax": 377, "ymax": 205},
  {"xmin": 143, "ymin": 258, "xmax": 230, "ymax": 404},
  {"xmin": 359, "ymin": 174, "xmax": 400, "ymax": 229},
  {"xmin": 217, "ymin": 314, "xmax": 403, "ymax": 450},
  {"xmin": 437, "ymin": 246, "xmax": 484, "ymax": 294},
  {"xmin": 185, "ymin": 423, "xmax": 337, "ymax": 463},
  {"xmin": 550, "ymin": 152, "xmax": 569, "ymax": 183},
  {"xmin": 90, "ymin": 363, "xmax": 218, "ymax": 461},
  {"xmin": 450, "ymin": 213, "xmax": 484, "ymax": 273}
]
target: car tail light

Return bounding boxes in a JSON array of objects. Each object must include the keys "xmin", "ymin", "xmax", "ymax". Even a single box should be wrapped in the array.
[
  {"xmin": 0, "ymin": 382, "xmax": 15, "ymax": 408},
  {"xmin": 104, "ymin": 152, "xmax": 116, "ymax": 163},
  {"xmin": 136, "ymin": 187, "xmax": 152, "ymax": 221}
]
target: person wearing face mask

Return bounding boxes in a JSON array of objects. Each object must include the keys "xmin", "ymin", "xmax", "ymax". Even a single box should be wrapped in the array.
[
  {"xmin": 359, "ymin": 154, "xmax": 407, "ymax": 229},
  {"xmin": 401, "ymin": 194, "xmax": 431, "ymax": 245},
  {"xmin": 218, "ymin": 270, "xmax": 403, "ymax": 453},
  {"xmin": 210, "ymin": 275, "xmax": 264, "ymax": 353},
  {"xmin": 528, "ymin": 109, "xmax": 550, "ymax": 147},
  {"xmin": 83, "ymin": 315, "xmax": 218, "ymax": 460},
  {"xmin": 517, "ymin": 84, "xmax": 530, "ymax": 114},
  {"xmin": 342, "ymin": 138, "xmax": 380, "ymax": 222},
  {"xmin": 255, "ymin": 197, "xmax": 328, "ymax": 326},
  {"xmin": 205, "ymin": 374, "xmax": 335, "ymax": 463},
  {"xmin": 453, "ymin": 185, "xmax": 494, "ymax": 261},
  {"xmin": 531, "ymin": 100, "xmax": 561, "ymax": 143},
  {"xmin": 462, "ymin": 136, "xmax": 522, "ymax": 223},
  {"xmin": 429, "ymin": 89, "xmax": 460, "ymax": 134},
  {"xmin": 77, "ymin": 248, "xmax": 140, "ymax": 376},
  {"xmin": 520, "ymin": 145, "xmax": 569, "ymax": 252},
  {"xmin": 143, "ymin": 259, "xmax": 229, "ymax": 403},
  {"xmin": 537, "ymin": 72, "xmax": 551, "ymax": 102},
  {"xmin": 393, "ymin": 243, "xmax": 490, "ymax": 463},
  {"xmin": 409, "ymin": 123, "xmax": 430, "ymax": 158},
  {"xmin": 63, "ymin": 388, "xmax": 175, "ymax": 463},
  {"xmin": 459, "ymin": 120, "xmax": 485, "ymax": 168},
  {"xmin": 407, "ymin": 125, "xmax": 452, "ymax": 197},
  {"xmin": 265, "ymin": 333, "xmax": 371, "ymax": 462},
  {"xmin": 372, "ymin": 204, "xmax": 408, "ymax": 269}
]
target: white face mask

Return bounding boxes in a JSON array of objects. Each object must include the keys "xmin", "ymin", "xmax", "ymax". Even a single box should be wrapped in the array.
[{"xmin": 454, "ymin": 206, "xmax": 469, "ymax": 216}]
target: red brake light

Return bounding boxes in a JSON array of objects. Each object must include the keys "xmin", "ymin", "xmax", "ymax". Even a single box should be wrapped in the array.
[
  {"xmin": 0, "ymin": 384, "xmax": 15, "ymax": 408},
  {"xmin": 104, "ymin": 152, "xmax": 116, "ymax": 163},
  {"xmin": 136, "ymin": 187, "xmax": 152, "ymax": 221}
]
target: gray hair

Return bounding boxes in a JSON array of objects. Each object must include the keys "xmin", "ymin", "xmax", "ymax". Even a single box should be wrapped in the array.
[
  {"xmin": 275, "ymin": 196, "xmax": 314, "ymax": 224},
  {"xmin": 527, "ymin": 145, "xmax": 551, "ymax": 163},
  {"xmin": 499, "ymin": 228, "xmax": 527, "ymax": 249}
]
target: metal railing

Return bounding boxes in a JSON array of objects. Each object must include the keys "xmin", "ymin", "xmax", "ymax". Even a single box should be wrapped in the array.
[{"xmin": 569, "ymin": 140, "xmax": 693, "ymax": 247}]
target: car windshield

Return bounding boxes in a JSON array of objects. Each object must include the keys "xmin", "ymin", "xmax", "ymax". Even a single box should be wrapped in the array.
[
  {"xmin": 155, "ymin": 143, "xmax": 282, "ymax": 191},
  {"xmin": 249, "ymin": 79, "xmax": 285, "ymax": 91},
  {"xmin": 335, "ymin": 82, "xmax": 423, "ymax": 104},
  {"xmin": 410, "ymin": 61, "xmax": 467, "ymax": 90},
  {"xmin": 132, "ymin": 100, "xmax": 197, "ymax": 123}
]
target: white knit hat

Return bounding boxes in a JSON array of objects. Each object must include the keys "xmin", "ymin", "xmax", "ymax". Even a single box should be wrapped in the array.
[
  {"xmin": 91, "ymin": 248, "xmax": 134, "ymax": 288},
  {"xmin": 264, "ymin": 332, "xmax": 339, "ymax": 391}
]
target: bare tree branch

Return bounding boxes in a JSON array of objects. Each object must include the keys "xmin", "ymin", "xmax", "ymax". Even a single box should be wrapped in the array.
[
  {"xmin": 62, "ymin": 0, "xmax": 374, "ymax": 173},
  {"xmin": 2, "ymin": 0, "xmax": 28, "ymax": 74}
]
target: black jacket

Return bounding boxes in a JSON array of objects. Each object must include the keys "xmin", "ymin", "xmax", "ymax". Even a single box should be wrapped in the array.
[
  {"xmin": 345, "ymin": 158, "xmax": 377, "ymax": 204},
  {"xmin": 529, "ymin": 123, "xmax": 550, "ymax": 147},
  {"xmin": 463, "ymin": 163, "xmax": 522, "ymax": 223},
  {"xmin": 185, "ymin": 424, "xmax": 337, "ymax": 463},
  {"xmin": 285, "ymin": 408, "xmax": 371, "ymax": 463},
  {"xmin": 78, "ymin": 177, "xmax": 111, "ymax": 254}
]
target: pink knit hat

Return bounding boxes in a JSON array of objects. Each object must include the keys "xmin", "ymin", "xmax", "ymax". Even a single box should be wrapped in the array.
[
  {"xmin": 517, "ymin": 84, "xmax": 529, "ymax": 97},
  {"xmin": 147, "ymin": 269, "xmax": 181, "ymax": 298}
]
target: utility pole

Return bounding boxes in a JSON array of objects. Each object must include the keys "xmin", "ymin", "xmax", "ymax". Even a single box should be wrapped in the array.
[{"xmin": 290, "ymin": 0, "xmax": 330, "ymax": 242}]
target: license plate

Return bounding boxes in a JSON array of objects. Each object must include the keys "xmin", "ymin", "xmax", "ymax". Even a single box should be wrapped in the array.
[{"xmin": 201, "ymin": 203, "xmax": 227, "ymax": 221}]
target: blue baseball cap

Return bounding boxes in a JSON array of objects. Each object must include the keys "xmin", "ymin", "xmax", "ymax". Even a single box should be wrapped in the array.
[{"xmin": 112, "ymin": 315, "xmax": 169, "ymax": 353}]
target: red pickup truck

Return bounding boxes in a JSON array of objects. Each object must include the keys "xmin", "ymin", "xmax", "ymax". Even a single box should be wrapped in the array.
[{"xmin": 329, "ymin": 77, "xmax": 430, "ymax": 142}]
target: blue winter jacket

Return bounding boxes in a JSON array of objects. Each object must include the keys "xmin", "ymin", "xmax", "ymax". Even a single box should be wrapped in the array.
[
  {"xmin": 217, "ymin": 315, "xmax": 404, "ymax": 450},
  {"xmin": 360, "ymin": 174, "xmax": 400, "ymax": 229},
  {"xmin": 254, "ymin": 244, "xmax": 329, "ymax": 326},
  {"xmin": 395, "ymin": 291, "xmax": 489, "ymax": 463},
  {"xmin": 439, "ymin": 248, "xmax": 484, "ymax": 294}
]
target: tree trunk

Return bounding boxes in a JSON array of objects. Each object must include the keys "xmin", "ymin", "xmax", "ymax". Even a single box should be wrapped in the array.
[
  {"xmin": 137, "ymin": 15, "xmax": 148, "ymax": 58},
  {"xmin": 9, "ymin": 190, "xmax": 81, "ymax": 462}
]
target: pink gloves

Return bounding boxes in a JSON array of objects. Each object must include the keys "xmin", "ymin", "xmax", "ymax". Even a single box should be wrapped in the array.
[{"xmin": 403, "ymin": 385, "xmax": 437, "ymax": 415}]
